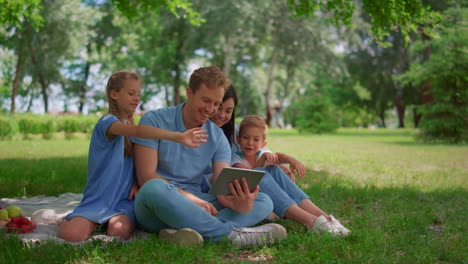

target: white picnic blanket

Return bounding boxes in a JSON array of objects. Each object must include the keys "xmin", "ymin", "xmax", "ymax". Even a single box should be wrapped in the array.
[{"xmin": 0, "ymin": 193, "xmax": 149, "ymax": 245}]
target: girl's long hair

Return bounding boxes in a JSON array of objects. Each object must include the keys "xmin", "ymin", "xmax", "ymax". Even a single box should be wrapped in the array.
[
  {"xmin": 220, "ymin": 85, "xmax": 238, "ymax": 146},
  {"xmin": 106, "ymin": 71, "xmax": 139, "ymax": 156}
]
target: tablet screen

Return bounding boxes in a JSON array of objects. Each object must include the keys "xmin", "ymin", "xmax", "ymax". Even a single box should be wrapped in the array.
[{"xmin": 208, "ymin": 167, "xmax": 265, "ymax": 195}]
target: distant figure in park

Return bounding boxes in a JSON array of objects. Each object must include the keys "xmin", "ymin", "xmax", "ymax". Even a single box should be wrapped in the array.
[
  {"xmin": 231, "ymin": 115, "xmax": 350, "ymax": 236},
  {"xmin": 132, "ymin": 66, "xmax": 287, "ymax": 247},
  {"xmin": 271, "ymin": 100, "xmax": 284, "ymax": 128},
  {"xmin": 59, "ymin": 71, "xmax": 207, "ymax": 242}
]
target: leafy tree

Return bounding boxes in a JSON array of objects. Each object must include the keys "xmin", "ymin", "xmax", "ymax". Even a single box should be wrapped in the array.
[
  {"xmin": 295, "ymin": 92, "xmax": 340, "ymax": 134},
  {"xmin": 399, "ymin": 5, "xmax": 468, "ymax": 143},
  {"xmin": 0, "ymin": 0, "xmax": 43, "ymax": 28},
  {"xmin": 111, "ymin": 0, "xmax": 203, "ymax": 25},
  {"xmin": 288, "ymin": 0, "xmax": 441, "ymax": 46},
  {"xmin": 0, "ymin": 0, "xmax": 43, "ymax": 113}
]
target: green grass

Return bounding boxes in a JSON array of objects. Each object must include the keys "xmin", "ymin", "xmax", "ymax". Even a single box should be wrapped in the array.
[{"xmin": 1, "ymin": 128, "xmax": 467, "ymax": 263}]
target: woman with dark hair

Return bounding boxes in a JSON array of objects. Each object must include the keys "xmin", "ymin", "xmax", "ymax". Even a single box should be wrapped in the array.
[
  {"xmin": 204, "ymin": 85, "xmax": 350, "ymax": 236},
  {"xmin": 210, "ymin": 85, "xmax": 238, "ymax": 147}
]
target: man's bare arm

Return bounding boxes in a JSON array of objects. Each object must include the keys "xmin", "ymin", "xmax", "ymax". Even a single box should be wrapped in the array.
[
  {"xmin": 209, "ymin": 161, "xmax": 230, "ymax": 184},
  {"xmin": 133, "ymin": 144, "xmax": 164, "ymax": 187}
]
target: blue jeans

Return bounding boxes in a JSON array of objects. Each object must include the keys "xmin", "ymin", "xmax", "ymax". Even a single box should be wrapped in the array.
[
  {"xmin": 255, "ymin": 166, "xmax": 310, "ymax": 218},
  {"xmin": 134, "ymin": 179, "xmax": 273, "ymax": 242}
]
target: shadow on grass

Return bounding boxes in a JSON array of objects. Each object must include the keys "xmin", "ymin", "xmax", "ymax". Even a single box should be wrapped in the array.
[{"xmin": 0, "ymin": 156, "xmax": 87, "ymax": 197}]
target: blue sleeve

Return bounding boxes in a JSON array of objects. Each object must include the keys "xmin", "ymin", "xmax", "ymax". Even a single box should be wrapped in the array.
[
  {"xmin": 131, "ymin": 111, "xmax": 160, "ymax": 150},
  {"xmin": 94, "ymin": 115, "xmax": 120, "ymax": 148}
]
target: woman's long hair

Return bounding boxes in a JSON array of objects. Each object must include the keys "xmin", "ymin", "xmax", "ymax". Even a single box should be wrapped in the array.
[
  {"xmin": 220, "ymin": 85, "xmax": 238, "ymax": 146},
  {"xmin": 106, "ymin": 71, "xmax": 139, "ymax": 156}
]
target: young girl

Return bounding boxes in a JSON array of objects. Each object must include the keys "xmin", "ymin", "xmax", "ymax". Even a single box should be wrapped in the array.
[{"xmin": 58, "ymin": 71, "xmax": 208, "ymax": 242}]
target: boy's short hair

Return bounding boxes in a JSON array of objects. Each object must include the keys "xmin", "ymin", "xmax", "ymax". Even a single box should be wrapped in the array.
[
  {"xmin": 189, "ymin": 66, "xmax": 230, "ymax": 93},
  {"xmin": 239, "ymin": 115, "xmax": 268, "ymax": 139}
]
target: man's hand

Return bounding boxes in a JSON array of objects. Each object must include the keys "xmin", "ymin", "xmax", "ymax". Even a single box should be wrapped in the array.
[{"xmin": 216, "ymin": 177, "xmax": 259, "ymax": 214}]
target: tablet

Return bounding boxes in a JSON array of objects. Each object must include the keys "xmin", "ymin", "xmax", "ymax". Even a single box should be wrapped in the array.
[{"xmin": 208, "ymin": 167, "xmax": 265, "ymax": 195}]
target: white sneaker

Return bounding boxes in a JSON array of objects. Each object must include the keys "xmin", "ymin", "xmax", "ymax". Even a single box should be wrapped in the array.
[
  {"xmin": 330, "ymin": 215, "xmax": 351, "ymax": 236},
  {"xmin": 158, "ymin": 228, "xmax": 203, "ymax": 247},
  {"xmin": 310, "ymin": 215, "xmax": 343, "ymax": 236},
  {"xmin": 228, "ymin": 223, "xmax": 287, "ymax": 247}
]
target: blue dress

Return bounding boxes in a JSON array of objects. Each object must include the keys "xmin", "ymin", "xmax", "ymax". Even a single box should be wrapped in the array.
[{"xmin": 65, "ymin": 115, "xmax": 136, "ymax": 224}]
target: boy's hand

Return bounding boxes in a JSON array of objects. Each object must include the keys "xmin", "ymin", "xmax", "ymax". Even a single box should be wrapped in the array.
[
  {"xmin": 179, "ymin": 127, "xmax": 208, "ymax": 148},
  {"xmin": 261, "ymin": 152, "xmax": 279, "ymax": 166},
  {"xmin": 217, "ymin": 177, "xmax": 259, "ymax": 213},
  {"xmin": 289, "ymin": 158, "xmax": 306, "ymax": 179},
  {"xmin": 279, "ymin": 164, "xmax": 296, "ymax": 182}
]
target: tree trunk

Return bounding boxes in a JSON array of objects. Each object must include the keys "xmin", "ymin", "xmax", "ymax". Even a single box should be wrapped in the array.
[
  {"xmin": 28, "ymin": 43, "xmax": 48, "ymax": 113},
  {"xmin": 172, "ymin": 64, "xmax": 181, "ymax": 106},
  {"xmin": 164, "ymin": 85, "xmax": 170, "ymax": 106},
  {"xmin": 78, "ymin": 43, "xmax": 92, "ymax": 114},
  {"xmin": 11, "ymin": 49, "xmax": 23, "ymax": 114},
  {"xmin": 413, "ymin": 108, "xmax": 421, "ymax": 127},
  {"xmin": 172, "ymin": 20, "xmax": 186, "ymax": 106},
  {"xmin": 417, "ymin": 27, "xmax": 434, "ymax": 118},
  {"xmin": 395, "ymin": 87, "xmax": 405, "ymax": 128},
  {"xmin": 264, "ymin": 51, "xmax": 277, "ymax": 126},
  {"xmin": 379, "ymin": 109, "xmax": 386, "ymax": 128},
  {"xmin": 26, "ymin": 82, "xmax": 34, "ymax": 112},
  {"xmin": 223, "ymin": 34, "xmax": 233, "ymax": 76}
]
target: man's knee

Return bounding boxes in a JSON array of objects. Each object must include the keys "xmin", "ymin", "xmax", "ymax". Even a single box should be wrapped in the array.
[{"xmin": 138, "ymin": 179, "xmax": 172, "ymax": 201}]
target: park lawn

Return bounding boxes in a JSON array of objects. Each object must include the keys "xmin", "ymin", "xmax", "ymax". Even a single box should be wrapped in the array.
[{"xmin": 0, "ymin": 128, "xmax": 467, "ymax": 263}]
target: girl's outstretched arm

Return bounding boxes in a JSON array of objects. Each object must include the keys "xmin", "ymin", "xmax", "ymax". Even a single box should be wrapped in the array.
[{"xmin": 107, "ymin": 122, "xmax": 208, "ymax": 147}]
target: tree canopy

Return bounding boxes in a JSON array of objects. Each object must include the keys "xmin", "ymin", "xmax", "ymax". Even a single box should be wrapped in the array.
[{"xmin": 0, "ymin": 0, "xmax": 466, "ymax": 143}]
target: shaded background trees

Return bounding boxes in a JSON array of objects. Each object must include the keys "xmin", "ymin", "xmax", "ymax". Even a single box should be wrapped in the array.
[{"xmin": 0, "ymin": 0, "xmax": 466, "ymax": 143}]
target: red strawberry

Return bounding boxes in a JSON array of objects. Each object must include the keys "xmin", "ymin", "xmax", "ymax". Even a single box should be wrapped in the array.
[{"xmin": 6, "ymin": 216, "xmax": 36, "ymax": 234}]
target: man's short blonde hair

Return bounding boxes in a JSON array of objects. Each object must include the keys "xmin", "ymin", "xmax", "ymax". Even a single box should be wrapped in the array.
[
  {"xmin": 239, "ymin": 115, "xmax": 268, "ymax": 139},
  {"xmin": 189, "ymin": 66, "xmax": 230, "ymax": 93}
]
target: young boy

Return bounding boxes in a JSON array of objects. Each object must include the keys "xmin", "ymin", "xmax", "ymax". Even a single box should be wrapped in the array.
[
  {"xmin": 232, "ymin": 115, "xmax": 351, "ymax": 236},
  {"xmin": 232, "ymin": 115, "xmax": 305, "ymax": 172}
]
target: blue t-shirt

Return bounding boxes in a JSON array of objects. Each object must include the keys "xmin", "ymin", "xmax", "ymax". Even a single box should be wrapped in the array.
[
  {"xmin": 132, "ymin": 103, "xmax": 231, "ymax": 193},
  {"xmin": 66, "ymin": 115, "xmax": 135, "ymax": 224}
]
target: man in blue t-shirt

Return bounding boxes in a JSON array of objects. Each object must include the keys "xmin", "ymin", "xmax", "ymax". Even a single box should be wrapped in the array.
[{"xmin": 132, "ymin": 66, "xmax": 287, "ymax": 247}]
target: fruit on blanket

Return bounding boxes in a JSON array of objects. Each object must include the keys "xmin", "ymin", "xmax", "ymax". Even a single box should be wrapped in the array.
[
  {"xmin": 6, "ymin": 216, "xmax": 36, "ymax": 234},
  {"xmin": 0, "ymin": 209, "xmax": 8, "ymax": 220},
  {"xmin": 7, "ymin": 205, "xmax": 22, "ymax": 218}
]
